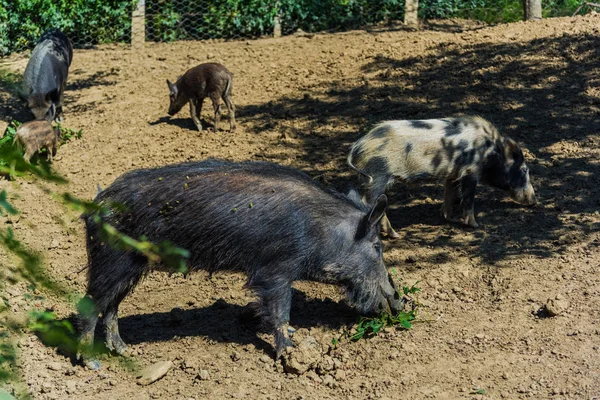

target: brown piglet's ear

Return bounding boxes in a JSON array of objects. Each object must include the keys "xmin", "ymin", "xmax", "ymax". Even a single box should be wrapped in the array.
[{"xmin": 166, "ymin": 80, "xmax": 177, "ymax": 95}]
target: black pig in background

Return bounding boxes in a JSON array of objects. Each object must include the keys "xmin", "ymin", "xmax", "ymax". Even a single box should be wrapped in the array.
[{"xmin": 22, "ymin": 29, "xmax": 73, "ymax": 122}]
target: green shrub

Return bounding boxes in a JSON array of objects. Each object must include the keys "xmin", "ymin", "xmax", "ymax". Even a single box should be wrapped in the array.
[
  {"xmin": 0, "ymin": 0, "xmax": 588, "ymax": 55},
  {"xmin": 0, "ymin": 0, "xmax": 137, "ymax": 55}
]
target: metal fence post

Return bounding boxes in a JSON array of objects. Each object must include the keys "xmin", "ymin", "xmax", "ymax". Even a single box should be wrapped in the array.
[
  {"xmin": 132, "ymin": 0, "xmax": 146, "ymax": 48},
  {"xmin": 404, "ymin": 0, "xmax": 419, "ymax": 27},
  {"xmin": 273, "ymin": 3, "xmax": 282, "ymax": 38}
]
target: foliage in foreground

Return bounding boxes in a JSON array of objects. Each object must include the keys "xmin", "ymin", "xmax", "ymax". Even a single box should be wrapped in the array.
[{"xmin": 0, "ymin": 122, "xmax": 189, "ymax": 397}]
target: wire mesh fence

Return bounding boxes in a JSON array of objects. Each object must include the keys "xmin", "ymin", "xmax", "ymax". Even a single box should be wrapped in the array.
[{"xmin": 0, "ymin": 0, "xmax": 593, "ymax": 56}]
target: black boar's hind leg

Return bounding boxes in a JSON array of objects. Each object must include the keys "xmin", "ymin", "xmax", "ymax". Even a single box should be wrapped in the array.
[
  {"xmin": 223, "ymin": 93, "xmax": 236, "ymax": 131},
  {"xmin": 76, "ymin": 298, "xmax": 101, "ymax": 370},
  {"xmin": 103, "ymin": 297, "xmax": 128, "ymax": 356},
  {"xmin": 77, "ymin": 252, "xmax": 146, "ymax": 370},
  {"xmin": 210, "ymin": 93, "xmax": 221, "ymax": 132},
  {"xmin": 458, "ymin": 175, "xmax": 479, "ymax": 228}
]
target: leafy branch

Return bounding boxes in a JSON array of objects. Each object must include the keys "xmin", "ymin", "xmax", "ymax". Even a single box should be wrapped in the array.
[{"xmin": 0, "ymin": 123, "xmax": 190, "ymax": 394}]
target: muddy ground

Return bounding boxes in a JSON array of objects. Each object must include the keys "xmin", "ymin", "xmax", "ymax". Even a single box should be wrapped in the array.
[{"xmin": 1, "ymin": 13, "xmax": 600, "ymax": 400}]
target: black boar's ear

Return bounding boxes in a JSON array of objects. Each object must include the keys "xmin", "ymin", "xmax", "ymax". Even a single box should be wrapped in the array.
[
  {"xmin": 367, "ymin": 194, "xmax": 388, "ymax": 229},
  {"xmin": 166, "ymin": 79, "xmax": 177, "ymax": 95}
]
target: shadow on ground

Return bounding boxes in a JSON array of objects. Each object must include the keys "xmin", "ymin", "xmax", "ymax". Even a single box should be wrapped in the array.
[
  {"xmin": 112, "ymin": 290, "xmax": 356, "ymax": 357},
  {"xmin": 238, "ymin": 31, "xmax": 600, "ymax": 263}
]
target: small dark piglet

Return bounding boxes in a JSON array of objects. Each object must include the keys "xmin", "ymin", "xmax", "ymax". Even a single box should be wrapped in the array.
[
  {"xmin": 13, "ymin": 120, "xmax": 61, "ymax": 163},
  {"xmin": 77, "ymin": 160, "xmax": 402, "ymax": 370},
  {"xmin": 22, "ymin": 29, "xmax": 73, "ymax": 122},
  {"xmin": 348, "ymin": 116, "xmax": 537, "ymax": 237},
  {"xmin": 167, "ymin": 63, "xmax": 236, "ymax": 132}
]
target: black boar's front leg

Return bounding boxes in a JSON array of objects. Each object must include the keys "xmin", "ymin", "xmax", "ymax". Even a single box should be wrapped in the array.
[
  {"xmin": 255, "ymin": 281, "xmax": 294, "ymax": 359},
  {"xmin": 189, "ymin": 100, "xmax": 202, "ymax": 131},
  {"xmin": 55, "ymin": 83, "xmax": 65, "ymax": 122}
]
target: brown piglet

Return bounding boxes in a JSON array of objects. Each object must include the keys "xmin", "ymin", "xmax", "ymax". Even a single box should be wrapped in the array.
[
  {"xmin": 166, "ymin": 63, "xmax": 236, "ymax": 132},
  {"xmin": 13, "ymin": 120, "xmax": 61, "ymax": 163}
]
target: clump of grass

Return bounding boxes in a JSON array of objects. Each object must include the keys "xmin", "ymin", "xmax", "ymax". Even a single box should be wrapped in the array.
[
  {"xmin": 55, "ymin": 123, "xmax": 83, "ymax": 144},
  {"xmin": 333, "ymin": 271, "xmax": 423, "ymax": 347}
]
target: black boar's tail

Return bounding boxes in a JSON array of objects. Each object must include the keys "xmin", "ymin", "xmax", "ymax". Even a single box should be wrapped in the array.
[
  {"xmin": 347, "ymin": 145, "xmax": 373, "ymax": 184},
  {"xmin": 224, "ymin": 74, "xmax": 233, "ymax": 98}
]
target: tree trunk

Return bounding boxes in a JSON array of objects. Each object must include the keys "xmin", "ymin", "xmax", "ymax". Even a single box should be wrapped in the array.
[{"xmin": 523, "ymin": 0, "xmax": 542, "ymax": 20}]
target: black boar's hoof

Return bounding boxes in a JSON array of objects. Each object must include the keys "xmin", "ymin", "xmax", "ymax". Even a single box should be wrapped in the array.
[
  {"xmin": 77, "ymin": 348, "xmax": 101, "ymax": 370},
  {"xmin": 85, "ymin": 358, "xmax": 102, "ymax": 371},
  {"xmin": 105, "ymin": 333, "xmax": 128, "ymax": 356},
  {"xmin": 275, "ymin": 323, "xmax": 295, "ymax": 359}
]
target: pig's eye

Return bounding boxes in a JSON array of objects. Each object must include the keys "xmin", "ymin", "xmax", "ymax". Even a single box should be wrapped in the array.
[{"xmin": 374, "ymin": 242, "xmax": 382, "ymax": 253}]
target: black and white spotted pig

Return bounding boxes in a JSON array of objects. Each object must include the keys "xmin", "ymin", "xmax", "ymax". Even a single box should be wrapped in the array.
[{"xmin": 347, "ymin": 116, "xmax": 537, "ymax": 237}]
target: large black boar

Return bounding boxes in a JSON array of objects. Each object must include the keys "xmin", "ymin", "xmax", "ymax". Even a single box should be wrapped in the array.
[
  {"xmin": 348, "ymin": 116, "xmax": 537, "ymax": 237},
  {"xmin": 77, "ymin": 160, "xmax": 402, "ymax": 370},
  {"xmin": 22, "ymin": 29, "xmax": 73, "ymax": 122},
  {"xmin": 167, "ymin": 63, "xmax": 236, "ymax": 132}
]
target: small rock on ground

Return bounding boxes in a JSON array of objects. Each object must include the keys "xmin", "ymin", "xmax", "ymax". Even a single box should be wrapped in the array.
[
  {"xmin": 545, "ymin": 296, "xmax": 569, "ymax": 316},
  {"xmin": 283, "ymin": 335, "xmax": 322, "ymax": 375},
  {"xmin": 137, "ymin": 360, "xmax": 173, "ymax": 385}
]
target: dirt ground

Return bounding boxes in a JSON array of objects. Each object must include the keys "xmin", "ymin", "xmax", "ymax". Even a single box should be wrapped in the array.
[{"xmin": 1, "ymin": 13, "xmax": 600, "ymax": 400}]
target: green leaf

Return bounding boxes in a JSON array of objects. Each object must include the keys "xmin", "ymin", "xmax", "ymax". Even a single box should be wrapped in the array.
[
  {"xmin": 0, "ymin": 190, "xmax": 18, "ymax": 215},
  {"xmin": 399, "ymin": 320, "xmax": 412, "ymax": 329}
]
